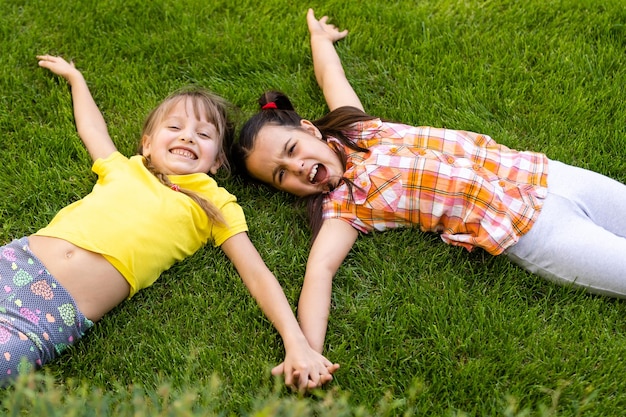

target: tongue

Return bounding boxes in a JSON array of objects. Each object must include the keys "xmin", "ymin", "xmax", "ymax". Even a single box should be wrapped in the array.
[{"xmin": 312, "ymin": 164, "xmax": 327, "ymax": 184}]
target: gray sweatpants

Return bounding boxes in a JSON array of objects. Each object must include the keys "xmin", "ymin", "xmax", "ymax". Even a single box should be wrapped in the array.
[{"xmin": 505, "ymin": 160, "xmax": 626, "ymax": 297}]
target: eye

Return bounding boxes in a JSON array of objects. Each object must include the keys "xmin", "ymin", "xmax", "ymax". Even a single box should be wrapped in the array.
[
  {"xmin": 278, "ymin": 169, "xmax": 285, "ymax": 183},
  {"xmin": 198, "ymin": 132, "xmax": 211, "ymax": 139},
  {"xmin": 168, "ymin": 125, "xmax": 180, "ymax": 131},
  {"xmin": 288, "ymin": 144, "xmax": 295, "ymax": 155}
]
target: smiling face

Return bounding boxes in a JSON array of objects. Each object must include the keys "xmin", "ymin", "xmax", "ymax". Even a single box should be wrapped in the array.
[
  {"xmin": 141, "ymin": 97, "xmax": 222, "ymax": 175},
  {"xmin": 244, "ymin": 120, "xmax": 345, "ymax": 197}
]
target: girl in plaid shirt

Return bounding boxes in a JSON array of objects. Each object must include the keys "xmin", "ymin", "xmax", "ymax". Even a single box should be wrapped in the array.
[{"xmin": 232, "ymin": 9, "xmax": 626, "ymax": 389}]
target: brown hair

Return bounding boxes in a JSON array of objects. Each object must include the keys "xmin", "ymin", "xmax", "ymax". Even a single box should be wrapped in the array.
[
  {"xmin": 139, "ymin": 87, "xmax": 234, "ymax": 225},
  {"xmin": 231, "ymin": 91, "xmax": 374, "ymax": 240}
]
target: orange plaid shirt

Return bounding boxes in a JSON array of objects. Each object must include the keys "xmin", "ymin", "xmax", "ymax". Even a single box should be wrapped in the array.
[{"xmin": 323, "ymin": 119, "xmax": 549, "ymax": 255}]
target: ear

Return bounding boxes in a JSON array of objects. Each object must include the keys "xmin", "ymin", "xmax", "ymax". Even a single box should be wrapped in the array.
[
  {"xmin": 141, "ymin": 134, "xmax": 152, "ymax": 157},
  {"xmin": 299, "ymin": 119, "xmax": 322, "ymax": 139},
  {"xmin": 209, "ymin": 157, "xmax": 222, "ymax": 175}
]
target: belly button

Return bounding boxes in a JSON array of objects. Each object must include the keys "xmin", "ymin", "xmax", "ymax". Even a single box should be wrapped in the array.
[{"xmin": 65, "ymin": 251, "xmax": 73, "ymax": 259}]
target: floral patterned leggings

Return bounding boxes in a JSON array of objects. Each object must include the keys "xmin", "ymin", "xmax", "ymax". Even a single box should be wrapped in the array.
[{"xmin": 0, "ymin": 237, "xmax": 93, "ymax": 383}]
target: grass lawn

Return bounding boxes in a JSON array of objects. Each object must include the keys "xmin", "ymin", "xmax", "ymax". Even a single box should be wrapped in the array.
[{"xmin": 1, "ymin": 0, "xmax": 625, "ymax": 415}]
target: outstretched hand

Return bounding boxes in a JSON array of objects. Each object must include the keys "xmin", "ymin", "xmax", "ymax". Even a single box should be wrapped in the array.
[
  {"xmin": 272, "ymin": 352, "xmax": 340, "ymax": 393},
  {"xmin": 37, "ymin": 55, "xmax": 83, "ymax": 84},
  {"xmin": 306, "ymin": 8, "xmax": 348, "ymax": 43}
]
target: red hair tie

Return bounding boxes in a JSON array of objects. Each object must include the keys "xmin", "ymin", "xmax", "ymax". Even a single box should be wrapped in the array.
[
  {"xmin": 261, "ymin": 102, "xmax": 278, "ymax": 110},
  {"xmin": 170, "ymin": 184, "xmax": 180, "ymax": 192}
]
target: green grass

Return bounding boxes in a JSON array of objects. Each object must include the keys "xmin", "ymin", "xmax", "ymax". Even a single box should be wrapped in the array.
[{"xmin": 1, "ymin": 0, "xmax": 626, "ymax": 415}]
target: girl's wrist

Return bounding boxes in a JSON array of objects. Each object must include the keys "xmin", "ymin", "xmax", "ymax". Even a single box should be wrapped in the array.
[
  {"xmin": 281, "ymin": 329, "xmax": 312, "ymax": 351},
  {"xmin": 65, "ymin": 70, "xmax": 85, "ymax": 86},
  {"xmin": 310, "ymin": 33, "xmax": 334, "ymax": 45}
]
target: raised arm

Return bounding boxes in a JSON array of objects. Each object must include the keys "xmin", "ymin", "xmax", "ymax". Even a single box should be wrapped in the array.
[
  {"xmin": 220, "ymin": 232, "xmax": 339, "ymax": 392},
  {"xmin": 298, "ymin": 219, "xmax": 359, "ymax": 352},
  {"xmin": 306, "ymin": 9, "xmax": 364, "ymax": 112},
  {"xmin": 37, "ymin": 55, "xmax": 117, "ymax": 161}
]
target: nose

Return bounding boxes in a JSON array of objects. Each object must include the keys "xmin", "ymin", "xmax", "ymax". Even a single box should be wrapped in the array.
[
  {"xmin": 286, "ymin": 159, "xmax": 304, "ymax": 176},
  {"xmin": 178, "ymin": 128, "xmax": 195, "ymax": 143}
]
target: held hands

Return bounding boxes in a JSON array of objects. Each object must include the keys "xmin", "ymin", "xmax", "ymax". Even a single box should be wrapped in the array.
[
  {"xmin": 37, "ymin": 55, "xmax": 84, "ymax": 85},
  {"xmin": 306, "ymin": 8, "xmax": 348, "ymax": 44},
  {"xmin": 274, "ymin": 346, "xmax": 340, "ymax": 392}
]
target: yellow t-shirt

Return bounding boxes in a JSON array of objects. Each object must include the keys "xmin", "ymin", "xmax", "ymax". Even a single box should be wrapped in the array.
[{"xmin": 35, "ymin": 152, "xmax": 248, "ymax": 297}]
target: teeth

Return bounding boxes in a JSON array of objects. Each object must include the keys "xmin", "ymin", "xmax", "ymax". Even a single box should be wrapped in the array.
[
  {"xmin": 171, "ymin": 148, "xmax": 196, "ymax": 159},
  {"xmin": 309, "ymin": 164, "xmax": 318, "ymax": 182}
]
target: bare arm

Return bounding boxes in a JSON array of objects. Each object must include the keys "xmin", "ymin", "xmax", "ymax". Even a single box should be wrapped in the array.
[
  {"xmin": 221, "ymin": 232, "xmax": 339, "ymax": 391},
  {"xmin": 306, "ymin": 9, "xmax": 364, "ymax": 112},
  {"xmin": 37, "ymin": 55, "xmax": 117, "ymax": 161},
  {"xmin": 298, "ymin": 219, "xmax": 359, "ymax": 352}
]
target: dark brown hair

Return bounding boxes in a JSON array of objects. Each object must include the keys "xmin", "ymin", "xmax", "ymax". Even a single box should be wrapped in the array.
[{"xmin": 231, "ymin": 91, "xmax": 374, "ymax": 239}]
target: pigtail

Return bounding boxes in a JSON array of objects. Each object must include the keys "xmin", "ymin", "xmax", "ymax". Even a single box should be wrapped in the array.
[
  {"xmin": 143, "ymin": 157, "xmax": 226, "ymax": 226},
  {"xmin": 259, "ymin": 91, "xmax": 296, "ymax": 111}
]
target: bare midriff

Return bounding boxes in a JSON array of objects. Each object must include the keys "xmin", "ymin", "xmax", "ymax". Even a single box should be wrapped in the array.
[{"xmin": 27, "ymin": 235, "xmax": 130, "ymax": 322}]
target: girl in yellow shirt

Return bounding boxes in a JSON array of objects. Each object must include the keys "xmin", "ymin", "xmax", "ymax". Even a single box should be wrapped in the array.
[{"xmin": 0, "ymin": 55, "xmax": 337, "ymax": 390}]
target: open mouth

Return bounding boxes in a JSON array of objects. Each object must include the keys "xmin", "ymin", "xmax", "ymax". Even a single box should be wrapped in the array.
[
  {"xmin": 309, "ymin": 163, "xmax": 327, "ymax": 184},
  {"xmin": 170, "ymin": 148, "xmax": 197, "ymax": 160}
]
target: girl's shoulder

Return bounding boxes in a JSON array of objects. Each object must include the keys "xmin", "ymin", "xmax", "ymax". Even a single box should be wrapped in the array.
[
  {"xmin": 174, "ymin": 173, "xmax": 240, "ymax": 205},
  {"xmin": 358, "ymin": 117, "xmax": 383, "ymax": 130},
  {"xmin": 353, "ymin": 118, "xmax": 406, "ymax": 145},
  {"xmin": 348, "ymin": 117, "xmax": 383, "ymax": 138},
  {"xmin": 92, "ymin": 151, "xmax": 132, "ymax": 174}
]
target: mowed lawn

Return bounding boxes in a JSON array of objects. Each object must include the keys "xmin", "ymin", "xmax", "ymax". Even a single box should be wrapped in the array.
[{"xmin": 1, "ymin": 0, "xmax": 625, "ymax": 415}]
